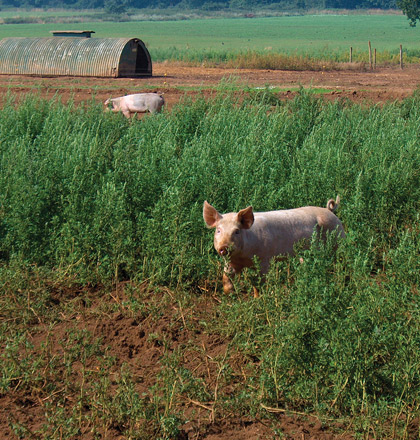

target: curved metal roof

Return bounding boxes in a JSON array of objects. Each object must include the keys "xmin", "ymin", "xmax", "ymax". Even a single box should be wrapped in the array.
[{"xmin": 0, "ymin": 37, "xmax": 152, "ymax": 77}]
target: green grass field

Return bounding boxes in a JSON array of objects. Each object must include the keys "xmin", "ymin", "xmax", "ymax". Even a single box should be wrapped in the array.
[{"xmin": 0, "ymin": 14, "xmax": 418, "ymax": 59}]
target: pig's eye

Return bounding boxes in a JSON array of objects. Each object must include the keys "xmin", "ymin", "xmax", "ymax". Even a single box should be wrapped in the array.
[
  {"xmin": 216, "ymin": 228, "xmax": 221, "ymax": 234},
  {"xmin": 234, "ymin": 229, "xmax": 240, "ymax": 235}
]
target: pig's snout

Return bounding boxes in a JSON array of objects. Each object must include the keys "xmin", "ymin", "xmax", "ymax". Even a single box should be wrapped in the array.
[{"xmin": 218, "ymin": 246, "xmax": 229, "ymax": 256}]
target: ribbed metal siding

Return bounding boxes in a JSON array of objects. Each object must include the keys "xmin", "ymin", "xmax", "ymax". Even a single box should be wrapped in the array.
[{"xmin": 0, "ymin": 37, "xmax": 151, "ymax": 77}]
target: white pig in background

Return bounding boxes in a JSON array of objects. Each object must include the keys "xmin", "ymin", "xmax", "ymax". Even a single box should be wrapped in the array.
[
  {"xmin": 104, "ymin": 93, "xmax": 165, "ymax": 118},
  {"xmin": 203, "ymin": 197, "xmax": 345, "ymax": 295}
]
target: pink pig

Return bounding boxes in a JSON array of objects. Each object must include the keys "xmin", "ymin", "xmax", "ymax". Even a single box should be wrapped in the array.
[
  {"xmin": 104, "ymin": 93, "xmax": 164, "ymax": 118},
  {"xmin": 203, "ymin": 197, "xmax": 345, "ymax": 294}
]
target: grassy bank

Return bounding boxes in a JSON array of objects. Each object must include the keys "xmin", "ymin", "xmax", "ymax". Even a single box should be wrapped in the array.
[{"xmin": 1, "ymin": 90, "xmax": 419, "ymax": 438}]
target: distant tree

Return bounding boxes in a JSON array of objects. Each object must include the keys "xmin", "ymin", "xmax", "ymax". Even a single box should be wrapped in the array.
[
  {"xmin": 201, "ymin": 1, "xmax": 229, "ymax": 10},
  {"xmin": 397, "ymin": 0, "xmax": 420, "ymax": 25},
  {"xmin": 229, "ymin": 0, "xmax": 262, "ymax": 8},
  {"xmin": 75, "ymin": 0, "xmax": 104, "ymax": 8},
  {"xmin": 129, "ymin": 0, "xmax": 154, "ymax": 7},
  {"xmin": 104, "ymin": 0, "xmax": 128, "ymax": 13}
]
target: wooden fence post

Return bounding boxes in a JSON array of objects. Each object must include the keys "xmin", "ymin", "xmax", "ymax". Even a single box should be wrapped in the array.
[
  {"xmin": 368, "ymin": 41, "xmax": 372, "ymax": 70},
  {"xmin": 374, "ymin": 48, "xmax": 376, "ymax": 70},
  {"xmin": 350, "ymin": 46, "xmax": 353, "ymax": 63},
  {"xmin": 400, "ymin": 44, "xmax": 403, "ymax": 69}
]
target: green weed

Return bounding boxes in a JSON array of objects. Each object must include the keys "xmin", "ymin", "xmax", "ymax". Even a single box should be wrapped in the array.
[{"xmin": 1, "ymin": 89, "xmax": 420, "ymax": 437}]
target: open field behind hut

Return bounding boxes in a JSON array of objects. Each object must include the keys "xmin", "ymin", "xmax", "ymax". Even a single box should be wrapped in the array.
[
  {"xmin": 0, "ymin": 14, "xmax": 420, "ymax": 66},
  {"xmin": 1, "ymin": 65, "xmax": 420, "ymax": 439}
]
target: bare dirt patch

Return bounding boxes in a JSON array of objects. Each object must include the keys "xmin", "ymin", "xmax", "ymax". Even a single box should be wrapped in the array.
[
  {"xmin": 1, "ymin": 63, "xmax": 419, "ymax": 109},
  {"xmin": 1, "ymin": 281, "xmax": 357, "ymax": 440}
]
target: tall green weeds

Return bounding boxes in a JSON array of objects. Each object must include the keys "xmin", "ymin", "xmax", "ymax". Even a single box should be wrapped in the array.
[
  {"xmin": 1, "ymin": 90, "xmax": 420, "ymax": 283},
  {"xmin": 152, "ymin": 47, "xmax": 420, "ymax": 70},
  {"xmin": 1, "ymin": 89, "xmax": 420, "ymax": 435}
]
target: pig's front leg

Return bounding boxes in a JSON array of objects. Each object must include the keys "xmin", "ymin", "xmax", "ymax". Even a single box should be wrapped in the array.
[{"xmin": 222, "ymin": 265, "xmax": 237, "ymax": 294}]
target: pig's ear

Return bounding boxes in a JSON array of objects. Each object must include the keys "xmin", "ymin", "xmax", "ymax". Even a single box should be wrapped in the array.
[
  {"xmin": 203, "ymin": 201, "xmax": 222, "ymax": 228},
  {"xmin": 237, "ymin": 206, "xmax": 254, "ymax": 229}
]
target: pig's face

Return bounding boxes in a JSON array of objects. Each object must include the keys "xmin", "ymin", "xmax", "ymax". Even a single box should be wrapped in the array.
[
  {"xmin": 213, "ymin": 213, "xmax": 244, "ymax": 256},
  {"xmin": 203, "ymin": 202, "xmax": 254, "ymax": 257},
  {"xmin": 104, "ymin": 98, "xmax": 117, "ymax": 112}
]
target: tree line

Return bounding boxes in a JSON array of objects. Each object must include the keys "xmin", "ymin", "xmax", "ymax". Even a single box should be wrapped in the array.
[
  {"xmin": 3, "ymin": 0, "xmax": 420, "ymax": 28},
  {"xmin": 5, "ymin": 0, "xmax": 398, "ymax": 11}
]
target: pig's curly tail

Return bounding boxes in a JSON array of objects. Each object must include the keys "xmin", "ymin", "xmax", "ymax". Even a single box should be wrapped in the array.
[{"xmin": 326, "ymin": 195, "xmax": 340, "ymax": 212}]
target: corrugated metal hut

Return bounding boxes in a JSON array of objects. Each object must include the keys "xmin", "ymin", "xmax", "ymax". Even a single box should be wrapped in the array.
[{"xmin": 0, "ymin": 32, "xmax": 152, "ymax": 77}]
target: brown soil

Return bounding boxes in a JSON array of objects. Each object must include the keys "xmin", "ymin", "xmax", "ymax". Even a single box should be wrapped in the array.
[
  {"xmin": 1, "ymin": 281, "xmax": 358, "ymax": 440},
  {"xmin": 1, "ymin": 62, "xmax": 420, "ymax": 108},
  {"xmin": 2, "ymin": 64, "xmax": 419, "ymax": 439}
]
